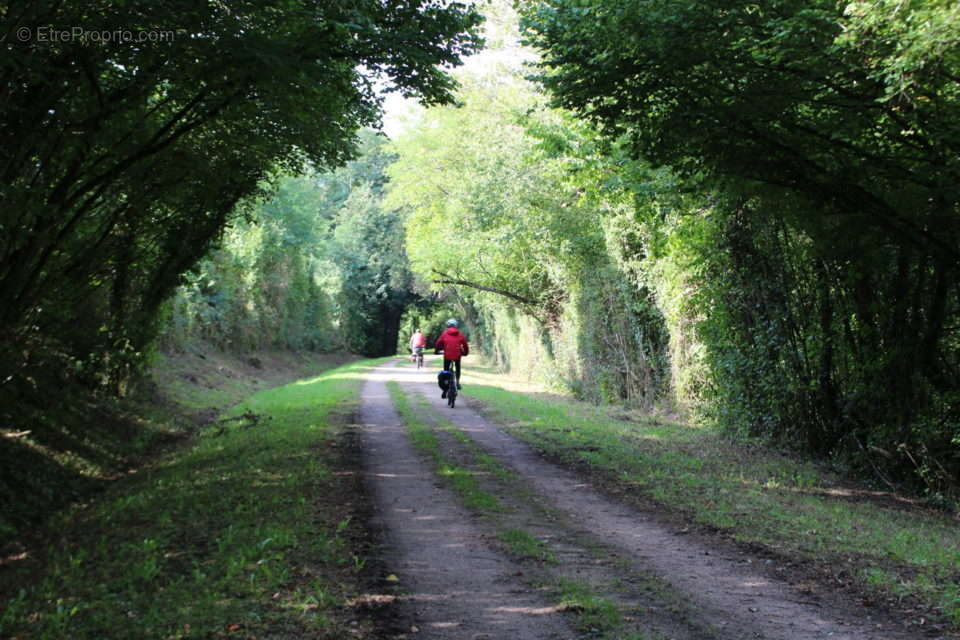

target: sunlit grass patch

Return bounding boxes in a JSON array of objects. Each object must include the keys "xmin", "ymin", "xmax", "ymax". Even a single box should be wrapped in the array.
[
  {"xmin": 440, "ymin": 464, "xmax": 503, "ymax": 511},
  {"xmin": 554, "ymin": 578, "xmax": 621, "ymax": 634},
  {"xmin": 0, "ymin": 359, "xmax": 376, "ymax": 640}
]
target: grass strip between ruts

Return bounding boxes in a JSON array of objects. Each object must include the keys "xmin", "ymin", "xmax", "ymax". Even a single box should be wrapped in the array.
[
  {"xmin": 387, "ymin": 381, "xmax": 502, "ymax": 513},
  {"xmin": 0, "ymin": 358, "xmax": 380, "ymax": 640}
]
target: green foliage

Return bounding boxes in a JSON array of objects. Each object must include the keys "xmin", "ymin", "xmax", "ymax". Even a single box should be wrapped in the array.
[
  {"xmin": 388, "ymin": 66, "xmax": 672, "ymax": 407},
  {"xmin": 163, "ymin": 173, "xmax": 338, "ymax": 352},
  {"xmin": 0, "ymin": 0, "xmax": 482, "ymax": 547},
  {"xmin": 838, "ymin": 0, "xmax": 960, "ymax": 102},
  {"xmin": 0, "ymin": 0, "xmax": 482, "ymax": 395},
  {"xmin": 688, "ymin": 199, "xmax": 960, "ymax": 492},
  {"xmin": 521, "ymin": 0, "xmax": 960, "ymax": 253},
  {"xmin": 388, "ymin": 82, "xmax": 574, "ymax": 314},
  {"xmin": 520, "ymin": 0, "xmax": 960, "ymax": 492},
  {"xmin": 398, "ymin": 304, "xmax": 462, "ymax": 355},
  {"xmin": 163, "ymin": 131, "xmax": 422, "ymax": 358},
  {"xmin": 326, "ymin": 133, "xmax": 420, "ymax": 356}
]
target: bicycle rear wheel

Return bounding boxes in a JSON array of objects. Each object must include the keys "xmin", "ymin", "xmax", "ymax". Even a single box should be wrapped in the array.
[{"xmin": 447, "ymin": 386, "xmax": 457, "ymax": 408}]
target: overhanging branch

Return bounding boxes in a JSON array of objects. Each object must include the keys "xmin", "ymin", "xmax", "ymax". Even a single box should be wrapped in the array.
[{"xmin": 432, "ymin": 270, "xmax": 536, "ymax": 306}]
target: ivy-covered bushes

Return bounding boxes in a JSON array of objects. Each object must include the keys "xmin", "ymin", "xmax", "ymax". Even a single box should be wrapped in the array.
[{"xmin": 690, "ymin": 200, "xmax": 960, "ymax": 495}]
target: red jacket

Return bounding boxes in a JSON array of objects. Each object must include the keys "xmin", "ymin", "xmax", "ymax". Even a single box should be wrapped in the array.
[{"xmin": 435, "ymin": 327, "xmax": 469, "ymax": 360}]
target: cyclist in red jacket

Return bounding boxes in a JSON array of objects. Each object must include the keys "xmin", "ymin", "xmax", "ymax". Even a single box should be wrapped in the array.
[{"xmin": 435, "ymin": 319, "xmax": 469, "ymax": 395}]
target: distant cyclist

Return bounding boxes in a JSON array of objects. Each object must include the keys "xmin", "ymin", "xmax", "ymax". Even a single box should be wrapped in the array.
[
  {"xmin": 435, "ymin": 319, "xmax": 469, "ymax": 396},
  {"xmin": 410, "ymin": 328, "xmax": 426, "ymax": 362}
]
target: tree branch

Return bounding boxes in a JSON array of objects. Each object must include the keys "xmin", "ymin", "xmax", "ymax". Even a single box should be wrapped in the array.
[{"xmin": 431, "ymin": 270, "xmax": 536, "ymax": 306}]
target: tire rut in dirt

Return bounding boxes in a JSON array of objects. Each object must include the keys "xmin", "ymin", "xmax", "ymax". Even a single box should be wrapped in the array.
[{"xmin": 408, "ymin": 387, "xmax": 722, "ymax": 640}]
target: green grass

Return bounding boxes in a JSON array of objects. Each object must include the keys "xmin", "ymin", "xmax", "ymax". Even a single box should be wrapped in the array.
[
  {"xmin": 161, "ymin": 376, "xmax": 251, "ymax": 410},
  {"xmin": 497, "ymin": 528, "xmax": 556, "ymax": 563},
  {"xmin": 464, "ymin": 362, "xmax": 960, "ymax": 628},
  {"xmin": 148, "ymin": 348, "xmax": 352, "ymax": 412},
  {"xmin": 439, "ymin": 416, "xmax": 517, "ymax": 484},
  {"xmin": 554, "ymin": 578, "xmax": 621, "ymax": 634},
  {"xmin": 0, "ymin": 359, "xmax": 376, "ymax": 640},
  {"xmin": 387, "ymin": 382, "xmax": 503, "ymax": 513}
]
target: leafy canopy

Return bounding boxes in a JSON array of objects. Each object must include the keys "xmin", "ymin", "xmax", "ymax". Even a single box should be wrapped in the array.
[
  {"xmin": 520, "ymin": 0, "xmax": 960, "ymax": 261},
  {"xmin": 0, "ymin": 0, "xmax": 483, "ymax": 385}
]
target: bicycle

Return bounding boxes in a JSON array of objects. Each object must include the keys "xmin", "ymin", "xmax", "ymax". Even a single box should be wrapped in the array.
[
  {"xmin": 446, "ymin": 372, "xmax": 458, "ymax": 408},
  {"xmin": 438, "ymin": 367, "xmax": 458, "ymax": 408}
]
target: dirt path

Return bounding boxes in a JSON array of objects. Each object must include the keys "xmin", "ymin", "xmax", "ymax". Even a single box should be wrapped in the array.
[
  {"xmin": 359, "ymin": 361, "xmax": 576, "ymax": 639},
  {"xmin": 359, "ymin": 359, "xmax": 940, "ymax": 639}
]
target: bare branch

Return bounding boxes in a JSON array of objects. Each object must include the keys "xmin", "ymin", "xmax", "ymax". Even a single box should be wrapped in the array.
[{"xmin": 432, "ymin": 270, "xmax": 536, "ymax": 306}]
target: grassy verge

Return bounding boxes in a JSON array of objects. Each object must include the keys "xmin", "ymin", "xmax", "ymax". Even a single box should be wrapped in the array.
[
  {"xmin": 148, "ymin": 347, "xmax": 355, "ymax": 414},
  {"xmin": 497, "ymin": 528, "xmax": 556, "ymax": 563},
  {"xmin": 0, "ymin": 345, "xmax": 355, "ymax": 542},
  {"xmin": 553, "ymin": 578, "xmax": 621, "ymax": 635},
  {"xmin": 0, "ymin": 387, "xmax": 185, "ymax": 543},
  {"xmin": 463, "ymin": 361, "xmax": 960, "ymax": 629},
  {"xmin": 0, "ymin": 359, "xmax": 378, "ymax": 640}
]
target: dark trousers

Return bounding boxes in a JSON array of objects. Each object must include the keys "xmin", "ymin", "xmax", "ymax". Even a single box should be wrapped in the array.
[{"xmin": 443, "ymin": 358, "xmax": 461, "ymax": 383}]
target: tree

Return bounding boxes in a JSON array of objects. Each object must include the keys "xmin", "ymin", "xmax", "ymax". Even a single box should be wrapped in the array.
[
  {"xmin": 324, "ymin": 131, "xmax": 417, "ymax": 357},
  {"xmin": 165, "ymin": 172, "xmax": 340, "ymax": 352},
  {"xmin": 387, "ymin": 71, "xmax": 671, "ymax": 405},
  {"xmin": 521, "ymin": 0, "xmax": 960, "ymax": 490},
  {"xmin": 521, "ymin": 0, "xmax": 960, "ymax": 260},
  {"xmin": 0, "ymin": 0, "xmax": 483, "ymax": 389},
  {"xmin": 388, "ymin": 81, "xmax": 600, "ymax": 317}
]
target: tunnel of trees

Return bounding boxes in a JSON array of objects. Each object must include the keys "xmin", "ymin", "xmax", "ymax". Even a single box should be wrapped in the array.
[{"xmin": 3, "ymin": 0, "xmax": 960, "ymax": 518}]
